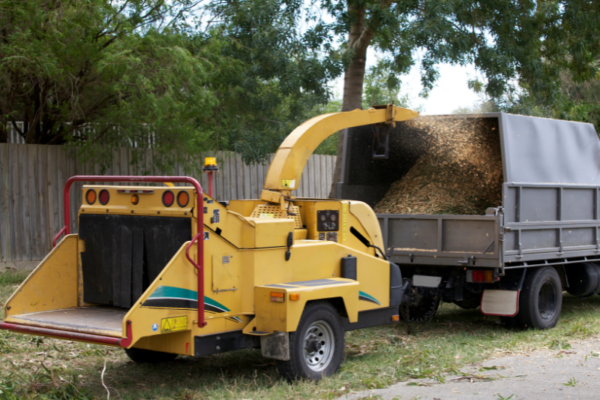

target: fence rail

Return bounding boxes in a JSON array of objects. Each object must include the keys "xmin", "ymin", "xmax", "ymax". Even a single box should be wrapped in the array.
[{"xmin": 0, "ymin": 144, "xmax": 335, "ymax": 262}]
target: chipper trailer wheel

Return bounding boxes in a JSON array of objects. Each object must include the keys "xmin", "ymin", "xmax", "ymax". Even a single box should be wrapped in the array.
[
  {"xmin": 517, "ymin": 267, "xmax": 563, "ymax": 330},
  {"xmin": 125, "ymin": 347, "xmax": 178, "ymax": 363},
  {"xmin": 276, "ymin": 301, "xmax": 344, "ymax": 381}
]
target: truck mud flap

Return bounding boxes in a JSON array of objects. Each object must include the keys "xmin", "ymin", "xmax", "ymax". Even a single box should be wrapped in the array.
[{"xmin": 481, "ymin": 290, "xmax": 519, "ymax": 316}]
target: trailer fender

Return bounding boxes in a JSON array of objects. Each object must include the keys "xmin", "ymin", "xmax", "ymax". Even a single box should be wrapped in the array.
[{"xmin": 254, "ymin": 278, "xmax": 359, "ymax": 333}]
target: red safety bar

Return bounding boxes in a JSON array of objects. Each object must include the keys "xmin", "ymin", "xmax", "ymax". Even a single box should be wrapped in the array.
[
  {"xmin": 51, "ymin": 175, "xmax": 207, "ymax": 328},
  {"xmin": 0, "ymin": 320, "xmax": 133, "ymax": 347}
]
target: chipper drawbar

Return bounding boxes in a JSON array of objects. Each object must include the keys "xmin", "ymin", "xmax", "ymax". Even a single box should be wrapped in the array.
[{"xmin": 1, "ymin": 105, "xmax": 418, "ymax": 380}]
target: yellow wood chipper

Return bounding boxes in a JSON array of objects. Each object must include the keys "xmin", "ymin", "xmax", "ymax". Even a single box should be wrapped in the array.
[{"xmin": 1, "ymin": 105, "xmax": 418, "ymax": 380}]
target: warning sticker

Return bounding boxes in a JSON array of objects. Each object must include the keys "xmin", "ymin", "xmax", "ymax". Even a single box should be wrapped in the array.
[
  {"xmin": 259, "ymin": 213, "xmax": 275, "ymax": 218},
  {"xmin": 161, "ymin": 316, "xmax": 188, "ymax": 333},
  {"xmin": 281, "ymin": 179, "xmax": 295, "ymax": 188}
]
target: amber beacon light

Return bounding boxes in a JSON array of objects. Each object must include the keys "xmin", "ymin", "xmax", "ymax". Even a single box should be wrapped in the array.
[{"xmin": 202, "ymin": 157, "xmax": 219, "ymax": 198}]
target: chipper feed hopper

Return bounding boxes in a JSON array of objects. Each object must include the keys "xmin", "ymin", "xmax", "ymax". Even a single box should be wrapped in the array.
[{"xmin": 1, "ymin": 105, "xmax": 418, "ymax": 380}]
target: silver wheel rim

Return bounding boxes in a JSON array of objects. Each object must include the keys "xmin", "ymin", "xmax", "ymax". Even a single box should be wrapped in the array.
[{"xmin": 303, "ymin": 320, "xmax": 335, "ymax": 372}]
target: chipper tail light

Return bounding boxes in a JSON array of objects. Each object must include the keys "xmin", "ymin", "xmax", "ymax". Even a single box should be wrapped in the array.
[
  {"xmin": 99, "ymin": 189, "xmax": 110, "ymax": 205},
  {"xmin": 466, "ymin": 269, "xmax": 495, "ymax": 283},
  {"xmin": 162, "ymin": 190, "xmax": 174, "ymax": 207},
  {"xmin": 131, "ymin": 194, "xmax": 139, "ymax": 205},
  {"xmin": 85, "ymin": 189, "xmax": 96, "ymax": 205},
  {"xmin": 270, "ymin": 292, "xmax": 285, "ymax": 303},
  {"xmin": 177, "ymin": 191, "xmax": 189, "ymax": 207}
]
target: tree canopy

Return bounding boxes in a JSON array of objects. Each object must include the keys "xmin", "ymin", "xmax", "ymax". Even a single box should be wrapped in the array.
[
  {"xmin": 3, "ymin": 0, "xmax": 600, "ymax": 173},
  {"xmin": 0, "ymin": 0, "xmax": 340, "ymax": 167}
]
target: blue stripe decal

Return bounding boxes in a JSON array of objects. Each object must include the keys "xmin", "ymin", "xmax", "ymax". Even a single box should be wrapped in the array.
[
  {"xmin": 359, "ymin": 291, "xmax": 382, "ymax": 305},
  {"xmin": 146, "ymin": 286, "xmax": 240, "ymax": 322}
]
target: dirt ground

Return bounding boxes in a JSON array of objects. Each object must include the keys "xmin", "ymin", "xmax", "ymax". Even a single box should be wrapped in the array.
[{"xmin": 342, "ymin": 335, "xmax": 600, "ymax": 400}]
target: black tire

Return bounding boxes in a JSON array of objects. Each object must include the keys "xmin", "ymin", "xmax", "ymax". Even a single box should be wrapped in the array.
[
  {"xmin": 518, "ymin": 267, "xmax": 562, "ymax": 330},
  {"xmin": 276, "ymin": 301, "xmax": 344, "ymax": 381},
  {"xmin": 402, "ymin": 295, "xmax": 440, "ymax": 323},
  {"xmin": 124, "ymin": 347, "xmax": 178, "ymax": 363}
]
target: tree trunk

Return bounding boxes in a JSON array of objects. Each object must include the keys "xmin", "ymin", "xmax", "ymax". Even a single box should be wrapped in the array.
[{"xmin": 329, "ymin": 4, "xmax": 373, "ymax": 197}]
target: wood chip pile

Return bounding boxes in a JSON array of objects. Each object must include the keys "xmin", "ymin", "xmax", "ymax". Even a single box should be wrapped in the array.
[{"xmin": 374, "ymin": 117, "xmax": 503, "ymax": 215}]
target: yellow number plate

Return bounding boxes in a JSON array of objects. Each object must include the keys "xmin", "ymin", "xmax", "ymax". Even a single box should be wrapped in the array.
[{"xmin": 161, "ymin": 316, "xmax": 188, "ymax": 333}]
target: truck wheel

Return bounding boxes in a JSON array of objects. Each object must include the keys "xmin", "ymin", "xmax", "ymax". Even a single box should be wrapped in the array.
[
  {"xmin": 124, "ymin": 347, "xmax": 178, "ymax": 363},
  {"xmin": 276, "ymin": 302, "xmax": 344, "ymax": 381},
  {"xmin": 402, "ymin": 296, "xmax": 440, "ymax": 323},
  {"xmin": 518, "ymin": 267, "xmax": 562, "ymax": 330}
]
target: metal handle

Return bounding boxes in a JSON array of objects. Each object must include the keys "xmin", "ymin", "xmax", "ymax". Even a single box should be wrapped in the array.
[{"xmin": 186, "ymin": 232, "xmax": 207, "ymax": 327}]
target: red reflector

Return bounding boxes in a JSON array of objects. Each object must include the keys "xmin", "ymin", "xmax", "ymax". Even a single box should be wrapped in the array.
[
  {"xmin": 471, "ymin": 270, "xmax": 494, "ymax": 283},
  {"xmin": 472, "ymin": 270, "xmax": 484, "ymax": 282},
  {"xmin": 162, "ymin": 191, "xmax": 174, "ymax": 207},
  {"xmin": 99, "ymin": 189, "xmax": 110, "ymax": 205}
]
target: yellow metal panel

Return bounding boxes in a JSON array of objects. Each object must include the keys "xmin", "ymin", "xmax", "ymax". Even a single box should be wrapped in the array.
[
  {"xmin": 4, "ymin": 235, "xmax": 79, "ymax": 318},
  {"xmin": 261, "ymin": 106, "xmax": 418, "ymax": 200},
  {"xmin": 227, "ymin": 199, "xmax": 264, "ymax": 216},
  {"xmin": 80, "ymin": 185, "xmax": 192, "ymax": 218},
  {"xmin": 254, "ymin": 279, "xmax": 359, "ymax": 332},
  {"xmin": 349, "ymin": 201, "xmax": 385, "ymax": 251},
  {"xmin": 252, "ymin": 219, "xmax": 295, "ymax": 248},
  {"xmin": 283, "ymin": 240, "xmax": 389, "ymax": 311},
  {"xmin": 293, "ymin": 229, "xmax": 307, "ymax": 240},
  {"xmin": 131, "ymin": 331, "xmax": 194, "ymax": 356},
  {"xmin": 250, "ymin": 204, "xmax": 302, "ymax": 228},
  {"xmin": 124, "ymin": 231, "xmax": 252, "ymax": 348},
  {"xmin": 212, "ymin": 254, "xmax": 241, "ymax": 292}
]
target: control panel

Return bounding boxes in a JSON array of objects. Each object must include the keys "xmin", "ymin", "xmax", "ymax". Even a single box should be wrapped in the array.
[{"xmin": 317, "ymin": 210, "xmax": 339, "ymax": 232}]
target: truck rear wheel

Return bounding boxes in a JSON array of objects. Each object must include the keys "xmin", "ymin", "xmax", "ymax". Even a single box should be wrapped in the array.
[
  {"xmin": 518, "ymin": 267, "xmax": 562, "ymax": 329},
  {"xmin": 124, "ymin": 347, "xmax": 178, "ymax": 363},
  {"xmin": 276, "ymin": 302, "xmax": 344, "ymax": 381}
]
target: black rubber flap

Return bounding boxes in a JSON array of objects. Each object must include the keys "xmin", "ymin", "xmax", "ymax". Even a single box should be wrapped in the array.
[
  {"xmin": 341, "ymin": 256, "xmax": 357, "ymax": 280},
  {"xmin": 79, "ymin": 214, "xmax": 192, "ymax": 308}
]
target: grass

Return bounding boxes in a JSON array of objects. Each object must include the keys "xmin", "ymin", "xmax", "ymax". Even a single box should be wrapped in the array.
[{"xmin": 2, "ymin": 270, "xmax": 600, "ymax": 399}]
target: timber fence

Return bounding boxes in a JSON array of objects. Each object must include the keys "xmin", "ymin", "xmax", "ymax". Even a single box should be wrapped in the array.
[{"xmin": 0, "ymin": 144, "xmax": 336, "ymax": 262}]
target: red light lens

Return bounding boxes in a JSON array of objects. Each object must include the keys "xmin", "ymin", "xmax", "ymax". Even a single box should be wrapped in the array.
[
  {"xmin": 99, "ymin": 189, "xmax": 110, "ymax": 205},
  {"xmin": 472, "ymin": 271, "xmax": 485, "ymax": 282},
  {"xmin": 162, "ymin": 191, "xmax": 174, "ymax": 207}
]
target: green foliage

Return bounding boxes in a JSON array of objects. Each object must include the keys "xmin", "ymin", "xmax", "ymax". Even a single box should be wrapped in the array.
[
  {"xmin": 499, "ymin": 65, "xmax": 600, "ymax": 135},
  {"xmin": 0, "ymin": 0, "xmax": 215, "ymax": 170},
  {"xmin": 362, "ymin": 68, "xmax": 411, "ymax": 110},
  {"xmin": 198, "ymin": 0, "xmax": 343, "ymax": 163},
  {"xmin": 0, "ymin": 0, "xmax": 340, "ymax": 166}
]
